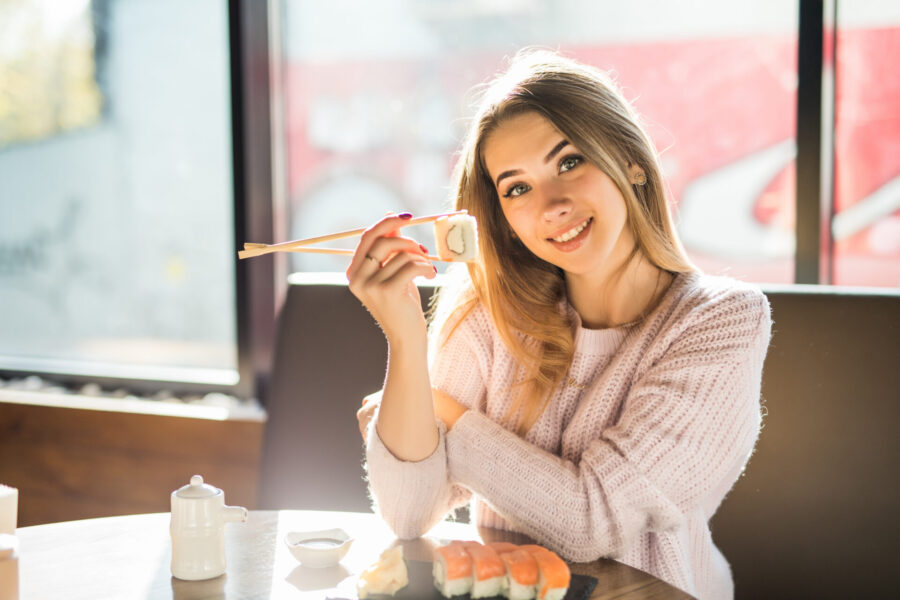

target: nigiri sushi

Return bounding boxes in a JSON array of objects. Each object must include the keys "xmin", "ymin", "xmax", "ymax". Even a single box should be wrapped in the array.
[
  {"xmin": 462, "ymin": 542, "xmax": 507, "ymax": 599},
  {"xmin": 500, "ymin": 548, "xmax": 540, "ymax": 600},
  {"xmin": 433, "ymin": 213, "xmax": 478, "ymax": 262},
  {"xmin": 520, "ymin": 545, "xmax": 571, "ymax": 600},
  {"xmin": 433, "ymin": 541, "xmax": 474, "ymax": 597}
]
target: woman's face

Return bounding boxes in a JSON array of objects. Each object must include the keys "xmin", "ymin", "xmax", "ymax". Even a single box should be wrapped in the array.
[{"xmin": 482, "ymin": 111, "xmax": 636, "ymax": 279}]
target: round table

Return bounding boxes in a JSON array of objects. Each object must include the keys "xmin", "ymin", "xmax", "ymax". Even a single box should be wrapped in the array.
[{"xmin": 15, "ymin": 510, "xmax": 693, "ymax": 599}]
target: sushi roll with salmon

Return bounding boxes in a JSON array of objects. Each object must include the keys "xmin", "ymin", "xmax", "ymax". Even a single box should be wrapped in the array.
[
  {"xmin": 433, "ymin": 541, "xmax": 474, "ymax": 597},
  {"xmin": 462, "ymin": 542, "xmax": 507, "ymax": 599},
  {"xmin": 499, "ymin": 548, "xmax": 540, "ymax": 600},
  {"xmin": 485, "ymin": 541, "xmax": 519, "ymax": 555},
  {"xmin": 520, "ymin": 545, "xmax": 571, "ymax": 600},
  {"xmin": 433, "ymin": 540, "xmax": 570, "ymax": 600}
]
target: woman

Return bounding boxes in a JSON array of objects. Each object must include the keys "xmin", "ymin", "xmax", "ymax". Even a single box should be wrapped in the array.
[{"xmin": 348, "ymin": 50, "xmax": 771, "ymax": 600}]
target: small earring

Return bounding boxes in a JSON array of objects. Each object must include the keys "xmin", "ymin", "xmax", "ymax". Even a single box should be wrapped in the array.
[{"xmin": 628, "ymin": 163, "xmax": 647, "ymax": 186}]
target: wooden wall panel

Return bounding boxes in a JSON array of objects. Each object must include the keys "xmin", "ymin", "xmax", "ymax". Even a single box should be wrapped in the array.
[{"xmin": 0, "ymin": 398, "xmax": 265, "ymax": 527}]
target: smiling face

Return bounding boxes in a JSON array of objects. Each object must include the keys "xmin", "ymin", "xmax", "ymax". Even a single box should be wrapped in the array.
[{"xmin": 482, "ymin": 111, "xmax": 636, "ymax": 281}]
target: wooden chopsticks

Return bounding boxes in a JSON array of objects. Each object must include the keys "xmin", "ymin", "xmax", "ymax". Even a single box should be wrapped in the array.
[
  {"xmin": 256, "ymin": 246, "xmax": 442, "ymax": 261},
  {"xmin": 238, "ymin": 210, "xmax": 467, "ymax": 260}
]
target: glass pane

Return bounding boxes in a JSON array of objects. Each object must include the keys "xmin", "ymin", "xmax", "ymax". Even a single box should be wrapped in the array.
[
  {"xmin": 0, "ymin": 0, "xmax": 238, "ymax": 384},
  {"xmin": 832, "ymin": 2, "xmax": 900, "ymax": 287},
  {"xmin": 280, "ymin": 0, "xmax": 798, "ymax": 283}
]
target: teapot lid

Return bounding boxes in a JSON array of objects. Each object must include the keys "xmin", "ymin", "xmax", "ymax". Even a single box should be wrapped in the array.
[{"xmin": 174, "ymin": 474, "xmax": 221, "ymax": 499}]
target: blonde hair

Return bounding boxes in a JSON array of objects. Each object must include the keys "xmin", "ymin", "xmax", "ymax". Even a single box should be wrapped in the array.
[{"xmin": 431, "ymin": 49, "xmax": 696, "ymax": 434}]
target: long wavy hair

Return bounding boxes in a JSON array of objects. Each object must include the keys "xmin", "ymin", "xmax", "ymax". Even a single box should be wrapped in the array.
[{"xmin": 431, "ymin": 49, "xmax": 696, "ymax": 434}]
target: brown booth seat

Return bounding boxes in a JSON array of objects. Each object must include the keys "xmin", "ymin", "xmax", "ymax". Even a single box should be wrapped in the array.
[{"xmin": 259, "ymin": 275, "xmax": 899, "ymax": 600}]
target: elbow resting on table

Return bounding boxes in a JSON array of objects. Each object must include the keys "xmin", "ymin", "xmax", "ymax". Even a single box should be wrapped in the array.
[{"xmin": 373, "ymin": 499, "xmax": 445, "ymax": 541}]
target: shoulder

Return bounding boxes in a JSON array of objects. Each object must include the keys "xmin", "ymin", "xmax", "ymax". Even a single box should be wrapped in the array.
[
  {"xmin": 670, "ymin": 271, "xmax": 770, "ymax": 324},
  {"xmin": 656, "ymin": 272, "xmax": 772, "ymax": 356}
]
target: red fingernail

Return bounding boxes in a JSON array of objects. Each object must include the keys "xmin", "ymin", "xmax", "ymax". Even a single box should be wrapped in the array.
[
  {"xmin": 433, "ymin": 265, "xmax": 437, "ymax": 274},
  {"xmin": 398, "ymin": 212, "xmax": 413, "ymax": 219},
  {"xmin": 419, "ymin": 244, "xmax": 428, "ymax": 254}
]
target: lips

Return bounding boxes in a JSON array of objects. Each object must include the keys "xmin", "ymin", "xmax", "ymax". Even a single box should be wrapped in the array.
[{"xmin": 545, "ymin": 217, "xmax": 593, "ymax": 252}]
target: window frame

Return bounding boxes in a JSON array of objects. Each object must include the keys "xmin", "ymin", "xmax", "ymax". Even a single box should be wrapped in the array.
[
  {"xmin": 231, "ymin": 0, "xmax": 279, "ymax": 402},
  {"xmin": 0, "ymin": 0, "xmax": 860, "ymax": 401},
  {"xmin": 796, "ymin": 0, "xmax": 837, "ymax": 284}
]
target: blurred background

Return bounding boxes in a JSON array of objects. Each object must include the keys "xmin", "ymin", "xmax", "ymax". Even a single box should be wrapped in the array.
[
  {"xmin": 3, "ymin": 6, "xmax": 897, "ymax": 596},
  {"xmin": 0, "ymin": 0, "xmax": 899, "ymax": 396}
]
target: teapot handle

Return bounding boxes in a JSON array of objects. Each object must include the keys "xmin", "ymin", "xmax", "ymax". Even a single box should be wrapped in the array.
[{"xmin": 222, "ymin": 505, "xmax": 248, "ymax": 523}]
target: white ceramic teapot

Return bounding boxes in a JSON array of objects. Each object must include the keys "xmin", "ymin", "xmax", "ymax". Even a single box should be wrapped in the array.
[{"xmin": 170, "ymin": 474, "xmax": 248, "ymax": 581}]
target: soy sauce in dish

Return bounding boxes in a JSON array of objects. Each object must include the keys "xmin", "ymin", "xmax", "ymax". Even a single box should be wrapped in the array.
[{"xmin": 295, "ymin": 537, "xmax": 343, "ymax": 549}]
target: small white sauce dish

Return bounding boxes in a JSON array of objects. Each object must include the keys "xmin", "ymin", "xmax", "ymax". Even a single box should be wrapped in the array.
[{"xmin": 284, "ymin": 528, "xmax": 353, "ymax": 568}]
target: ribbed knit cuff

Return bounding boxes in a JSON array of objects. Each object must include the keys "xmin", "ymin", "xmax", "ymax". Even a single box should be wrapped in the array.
[
  {"xmin": 580, "ymin": 441, "xmax": 683, "ymax": 545},
  {"xmin": 446, "ymin": 411, "xmax": 562, "ymax": 537},
  {"xmin": 365, "ymin": 416, "xmax": 450, "ymax": 539}
]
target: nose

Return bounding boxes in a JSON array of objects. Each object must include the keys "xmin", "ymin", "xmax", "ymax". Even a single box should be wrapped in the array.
[{"xmin": 540, "ymin": 184, "xmax": 572, "ymax": 222}]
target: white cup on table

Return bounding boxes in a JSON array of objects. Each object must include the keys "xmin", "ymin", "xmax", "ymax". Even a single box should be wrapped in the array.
[{"xmin": 0, "ymin": 485, "xmax": 17, "ymax": 535}]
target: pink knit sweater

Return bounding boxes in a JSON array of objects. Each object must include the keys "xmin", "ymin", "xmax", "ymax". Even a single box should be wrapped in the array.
[{"xmin": 364, "ymin": 271, "xmax": 772, "ymax": 600}]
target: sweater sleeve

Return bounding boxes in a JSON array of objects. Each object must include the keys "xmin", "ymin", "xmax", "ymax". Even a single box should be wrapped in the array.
[
  {"xmin": 363, "ymin": 307, "xmax": 490, "ymax": 539},
  {"xmin": 446, "ymin": 288, "xmax": 772, "ymax": 561}
]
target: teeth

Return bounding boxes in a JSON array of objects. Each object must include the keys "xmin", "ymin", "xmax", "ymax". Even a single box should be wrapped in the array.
[{"xmin": 552, "ymin": 219, "xmax": 590, "ymax": 242}]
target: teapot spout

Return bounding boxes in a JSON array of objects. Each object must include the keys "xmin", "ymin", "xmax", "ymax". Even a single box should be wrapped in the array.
[{"xmin": 222, "ymin": 505, "xmax": 248, "ymax": 523}]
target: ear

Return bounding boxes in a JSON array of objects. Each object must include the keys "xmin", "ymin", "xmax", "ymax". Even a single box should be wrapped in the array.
[{"xmin": 627, "ymin": 162, "xmax": 647, "ymax": 186}]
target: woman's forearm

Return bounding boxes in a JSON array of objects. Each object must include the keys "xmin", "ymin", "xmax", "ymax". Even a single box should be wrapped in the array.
[{"xmin": 376, "ymin": 335, "xmax": 439, "ymax": 461}]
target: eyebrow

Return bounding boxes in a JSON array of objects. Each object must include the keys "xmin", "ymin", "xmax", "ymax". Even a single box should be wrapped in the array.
[{"xmin": 494, "ymin": 140, "xmax": 570, "ymax": 187}]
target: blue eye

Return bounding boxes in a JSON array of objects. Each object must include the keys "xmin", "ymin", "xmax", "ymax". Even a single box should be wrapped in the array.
[
  {"xmin": 503, "ymin": 183, "xmax": 530, "ymax": 198},
  {"xmin": 559, "ymin": 155, "xmax": 582, "ymax": 173}
]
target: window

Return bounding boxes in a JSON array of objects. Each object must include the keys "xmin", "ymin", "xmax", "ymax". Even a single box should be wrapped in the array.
[
  {"xmin": 0, "ymin": 0, "xmax": 238, "ymax": 386},
  {"xmin": 1, "ymin": 1, "xmax": 894, "ymax": 403},
  {"xmin": 831, "ymin": 1, "xmax": 900, "ymax": 286},
  {"xmin": 278, "ymin": 0, "xmax": 800, "ymax": 283}
]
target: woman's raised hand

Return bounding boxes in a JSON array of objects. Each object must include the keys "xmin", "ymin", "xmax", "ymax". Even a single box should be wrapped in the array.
[{"xmin": 346, "ymin": 213, "xmax": 436, "ymax": 343}]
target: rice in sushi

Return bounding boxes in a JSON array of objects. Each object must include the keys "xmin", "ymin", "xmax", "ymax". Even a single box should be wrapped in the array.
[
  {"xmin": 433, "ymin": 213, "xmax": 478, "ymax": 262},
  {"xmin": 520, "ymin": 545, "xmax": 570, "ymax": 600},
  {"xmin": 433, "ymin": 541, "xmax": 474, "ymax": 597},
  {"xmin": 463, "ymin": 542, "xmax": 507, "ymax": 599},
  {"xmin": 500, "ymin": 548, "xmax": 540, "ymax": 600},
  {"xmin": 432, "ymin": 540, "xmax": 570, "ymax": 600}
]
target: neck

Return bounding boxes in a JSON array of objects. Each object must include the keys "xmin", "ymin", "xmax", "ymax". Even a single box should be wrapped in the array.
[{"xmin": 566, "ymin": 251, "xmax": 671, "ymax": 330}]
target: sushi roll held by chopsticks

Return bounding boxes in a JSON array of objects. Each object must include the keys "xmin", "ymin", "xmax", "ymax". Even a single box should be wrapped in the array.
[
  {"xmin": 238, "ymin": 210, "xmax": 479, "ymax": 263},
  {"xmin": 433, "ymin": 212, "xmax": 478, "ymax": 263}
]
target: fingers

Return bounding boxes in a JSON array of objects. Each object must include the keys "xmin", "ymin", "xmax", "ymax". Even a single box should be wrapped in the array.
[
  {"xmin": 362, "ymin": 390, "xmax": 383, "ymax": 407},
  {"xmin": 347, "ymin": 237, "xmax": 426, "ymax": 289},
  {"xmin": 358, "ymin": 390, "xmax": 382, "ymax": 442},
  {"xmin": 348, "ymin": 235, "xmax": 433, "ymax": 297},
  {"xmin": 372, "ymin": 246, "xmax": 436, "ymax": 285},
  {"xmin": 345, "ymin": 213, "xmax": 435, "ymax": 339},
  {"xmin": 347, "ymin": 213, "xmax": 413, "ymax": 277},
  {"xmin": 368, "ymin": 236, "xmax": 430, "ymax": 268},
  {"xmin": 357, "ymin": 401, "xmax": 377, "ymax": 442}
]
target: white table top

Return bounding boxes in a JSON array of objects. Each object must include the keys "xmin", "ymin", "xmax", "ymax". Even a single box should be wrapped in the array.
[{"xmin": 16, "ymin": 510, "xmax": 691, "ymax": 599}]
